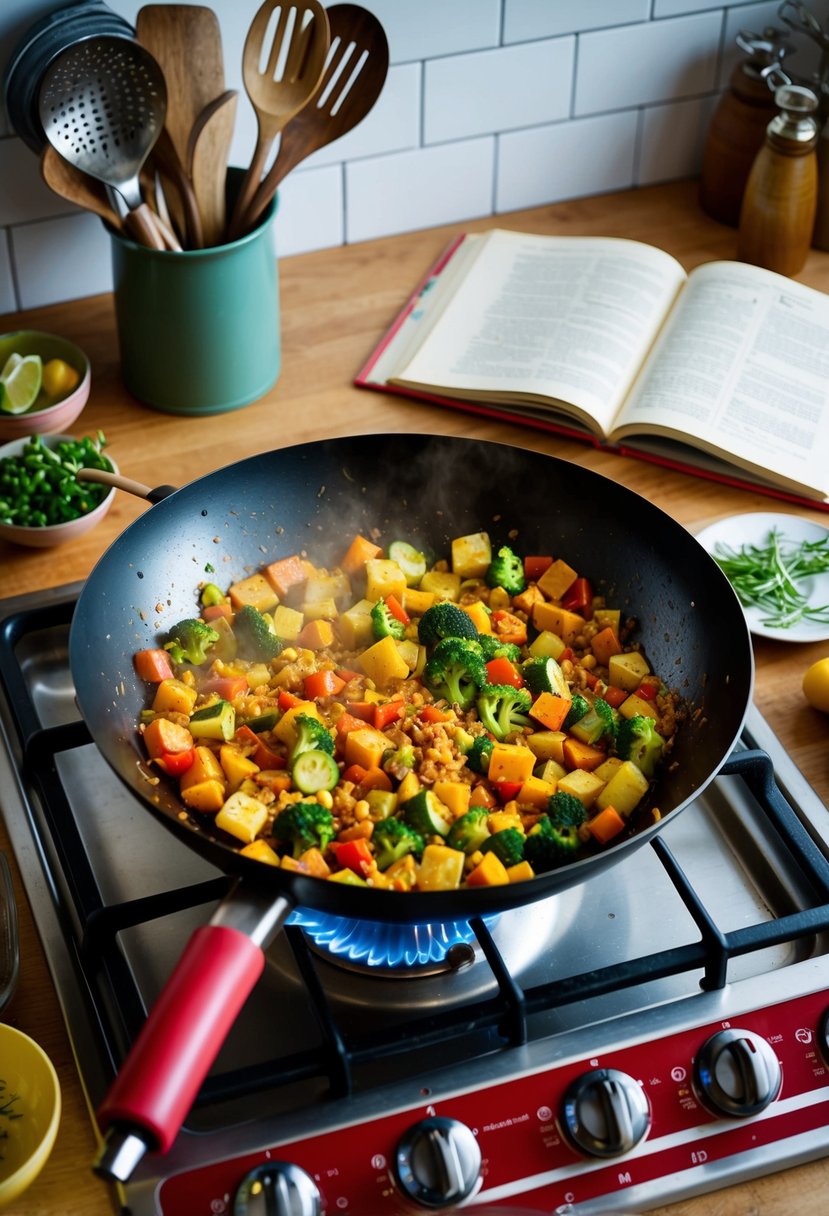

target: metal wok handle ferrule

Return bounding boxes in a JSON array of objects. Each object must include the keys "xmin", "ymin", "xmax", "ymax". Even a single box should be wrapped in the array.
[{"xmin": 93, "ymin": 884, "xmax": 292, "ymax": 1183}]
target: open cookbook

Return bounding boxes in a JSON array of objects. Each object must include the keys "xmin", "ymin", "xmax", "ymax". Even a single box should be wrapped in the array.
[{"xmin": 356, "ymin": 228, "xmax": 829, "ymax": 509}]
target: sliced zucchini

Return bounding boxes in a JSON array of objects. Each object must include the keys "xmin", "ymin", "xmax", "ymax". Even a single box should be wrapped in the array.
[
  {"xmin": 388, "ymin": 540, "xmax": 427, "ymax": 586},
  {"xmin": 522, "ymin": 655, "xmax": 569, "ymax": 698},
  {"xmin": 189, "ymin": 699, "xmax": 236, "ymax": 741},
  {"xmin": 400, "ymin": 789, "xmax": 452, "ymax": 837},
  {"xmin": 292, "ymin": 749, "xmax": 339, "ymax": 794}
]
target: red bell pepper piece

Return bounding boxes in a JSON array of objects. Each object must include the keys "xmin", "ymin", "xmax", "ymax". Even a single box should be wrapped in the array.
[
  {"xmin": 342, "ymin": 763, "xmax": 368, "ymax": 785},
  {"xmin": 134, "ymin": 648, "xmax": 175, "ymax": 683},
  {"xmin": 373, "ymin": 700, "xmax": 405, "ymax": 730},
  {"xmin": 559, "ymin": 647, "xmax": 575, "ymax": 663},
  {"xmin": 335, "ymin": 667, "xmax": 363, "ymax": 683},
  {"xmin": 332, "ymin": 837, "xmax": 374, "ymax": 877},
  {"xmin": 341, "ymin": 701, "xmax": 376, "ymax": 723},
  {"xmin": 155, "ymin": 747, "xmax": 196, "ymax": 776},
  {"xmin": 636, "ymin": 679, "xmax": 660, "ymax": 701},
  {"xmin": 602, "ymin": 685, "xmax": 629, "ymax": 709},
  {"xmin": 336, "ymin": 711, "xmax": 370, "ymax": 738},
  {"xmin": 233, "ymin": 725, "xmax": 286, "ymax": 769},
  {"xmin": 418, "ymin": 704, "xmax": 453, "ymax": 723},
  {"xmin": 492, "ymin": 779, "xmax": 523, "ymax": 804},
  {"xmin": 490, "ymin": 610, "xmax": 527, "ymax": 646},
  {"xmin": 384, "ymin": 594, "xmax": 410, "ymax": 625},
  {"xmin": 278, "ymin": 690, "xmax": 304, "ymax": 711},
  {"xmin": 303, "ymin": 669, "xmax": 346, "ymax": 700},
  {"xmin": 562, "ymin": 577, "xmax": 593, "ymax": 615},
  {"xmin": 485, "ymin": 657, "xmax": 524, "ymax": 689},
  {"xmin": 523, "ymin": 555, "xmax": 553, "ymax": 581}
]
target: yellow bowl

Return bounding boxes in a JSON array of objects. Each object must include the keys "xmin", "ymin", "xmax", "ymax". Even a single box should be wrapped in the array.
[
  {"xmin": 0, "ymin": 331, "xmax": 90, "ymax": 442},
  {"xmin": 0, "ymin": 1024, "xmax": 61, "ymax": 1209}
]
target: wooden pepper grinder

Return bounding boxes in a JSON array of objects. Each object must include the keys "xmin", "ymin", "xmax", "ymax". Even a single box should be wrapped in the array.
[
  {"xmin": 699, "ymin": 28, "xmax": 791, "ymax": 226},
  {"xmin": 737, "ymin": 83, "xmax": 819, "ymax": 276}
]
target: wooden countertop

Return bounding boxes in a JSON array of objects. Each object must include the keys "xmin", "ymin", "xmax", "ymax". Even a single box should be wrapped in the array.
[{"xmin": 2, "ymin": 179, "xmax": 829, "ymax": 1216}]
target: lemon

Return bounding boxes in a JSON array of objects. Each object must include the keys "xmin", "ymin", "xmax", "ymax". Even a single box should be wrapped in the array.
[
  {"xmin": 0, "ymin": 353, "xmax": 42, "ymax": 415},
  {"xmin": 803, "ymin": 657, "xmax": 829, "ymax": 712},
  {"xmin": 42, "ymin": 357, "xmax": 81, "ymax": 400}
]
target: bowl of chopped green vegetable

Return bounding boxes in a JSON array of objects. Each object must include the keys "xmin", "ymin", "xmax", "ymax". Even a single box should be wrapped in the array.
[
  {"xmin": 0, "ymin": 330, "xmax": 90, "ymax": 441},
  {"xmin": 0, "ymin": 432, "xmax": 117, "ymax": 547}
]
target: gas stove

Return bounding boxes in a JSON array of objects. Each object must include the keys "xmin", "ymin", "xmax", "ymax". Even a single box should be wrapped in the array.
[{"xmin": 3, "ymin": 581, "xmax": 829, "ymax": 1216}]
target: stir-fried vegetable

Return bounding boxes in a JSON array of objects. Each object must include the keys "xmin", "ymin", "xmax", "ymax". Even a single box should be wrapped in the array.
[
  {"xmin": 712, "ymin": 530, "xmax": 829, "ymax": 628},
  {"xmin": 133, "ymin": 528, "xmax": 685, "ymax": 890}
]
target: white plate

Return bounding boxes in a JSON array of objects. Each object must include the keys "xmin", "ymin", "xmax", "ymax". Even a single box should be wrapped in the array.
[{"xmin": 695, "ymin": 512, "xmax": 829, "ymax": 643}]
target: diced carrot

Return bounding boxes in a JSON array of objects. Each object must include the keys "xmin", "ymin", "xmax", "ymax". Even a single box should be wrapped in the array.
[
  {"xmin": 591, "ymin": 626, "xmax": 623, "ymax": 666},
  {"xmin": 134, "ymin": 648, "xmax": 174, "ymax": 683},
  {"xmin": 588, "ymin": 805, "xmax": 626, "ymax": 844},
  {"xmin": 234, "ymin": 725, "xmax": 261, "ymax": 752},
  {"xmin": 490, "ymin": 610, "xmax": 528, "ymax": 646},
  {"xmin": 201, "ymin": 676, "xmax": 248, "ymax": 702},
  {"xmin": 466, "ymin": 851, "xmax": 510, "ymax": 887},
  {"xmin": 384, "ymin": 594, "xmax": 410, "ymax": 625},
  {"xmin": 233, "ymin": 727, "xmax": 285, "ymax": 770},
  {"xmin": 470, "ymin": 784, "xmax": 497, "ymax": 808},
  {"xmin": 263, "ymin": 554, "xmax": 307, "ymax": 598},
  {"xmin": 336, "ymin": 711, "xmax": 369, "ymax": 738},
  {"xmin": 342, "ymin": 701, "xmax": 376, "ymax": 723},
  {"xmin": 485, "ymin": 657, "xmax": 524, "ymax": 688},
  {"xmin": 602, "ymin": 685, "xmax": 629, "ymax": 709},
  {"xmin": 524, "ymin": 555, "xmax": 553, "ymax": 581},
  {"xmin": 335, "ymin": 667, "xmax": 363, "ymax": 683},
  {"xmin": 340, "ymin": 534, "xmax": 383, "ymax": 575},
  {"xmin": 303, "ymin": 669, "xmax": 346, "ymax": 700},
  {"xmin": 342, "ymin": 763, "xmax": 369, "ymax": 785},
  {"xmin": 202, "ymin": 603, "xmax": 233, "ymax": 623},
  {"xmin": 296, "ymin": 619, "xmax": 335, "ymax": 650},
  {"xmin": 354, "ymin": 767, "xmax": 393, "ymax": 796},
  {"xmin": 529, "ymin": 692, "xmax": 571, "ymax": 731},
  {"xmin": 418, "ymin": 705, "xmax": 453, "ymax": 723},
  {"xmin": 562, "ymin": 737, "xmax": 606, "ymax": 771},
  {"xmin": 278, "ymin": 690, "xmax": 304, "ymax": 711},
  {"xmin": 373, "ymin": 700, "xmax": 405, "ymax": 730},
  {"xmin": 254, "ymin": 770, "xmax": 292, "ymax": 793},
  {"xmin": 143, "ymin": 717, "xmax": 194, "ymax": 759}
]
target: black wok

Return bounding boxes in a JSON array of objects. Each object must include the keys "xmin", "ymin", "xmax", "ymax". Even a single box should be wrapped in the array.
[{"xmin": 70, "ymin": 434, "xmax": 753, "ymax": 1180}]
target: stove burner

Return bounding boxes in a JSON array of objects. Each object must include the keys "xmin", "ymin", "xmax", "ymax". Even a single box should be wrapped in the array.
[{"xmin": 287, "ymin": 908, "xmax": 499, "ymax": 976}]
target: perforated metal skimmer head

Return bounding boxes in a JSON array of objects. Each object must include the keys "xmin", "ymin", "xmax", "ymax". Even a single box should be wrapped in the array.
[{"xmin": 38, "ymin": 35, "xmax": 166, "ymax": 208}]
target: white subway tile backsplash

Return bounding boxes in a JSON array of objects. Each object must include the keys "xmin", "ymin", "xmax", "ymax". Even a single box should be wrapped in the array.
[
  {"xmin": 638, "ymin": 93, "xmax": 719, "ymax": 183},
  {"xmin": 575, "ymin": 12, "xmax": 722, "ymax": 114},
  {"xmin": 504, "ymin": 0, "xmax": 648, "ymax": 42},
  {"xmin": 344, "ymin": 139, "xmax": 495, "ymax": 243},
  {"xmin": 12, "ymin": 213, "xmax": 112, "ymax": 309},
  {"xmin": 496, "ymin": 110, "xmax": 638, "ymax": 212},
  {"xmin": 3, "ymin": 0, "xmax": 829, "ymax": 314},
  {"xmin": 424, "ymin": 38, "xmax": 574, "ymax": 145},
  {"xmin": 272, "ymin": 164, "xmax": 344, "ymax": 257}
]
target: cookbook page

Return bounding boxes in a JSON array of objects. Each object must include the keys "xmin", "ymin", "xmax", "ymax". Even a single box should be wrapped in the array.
[
  {"xmin": 614, "ymin": 260, "xmax": 829, "ymax": 497},
  {"xmin": 390, "ymin": 230, "xmax": 687, "ymax": 437}
]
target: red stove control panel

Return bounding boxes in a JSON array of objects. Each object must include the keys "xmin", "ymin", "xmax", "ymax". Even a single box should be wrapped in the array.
[{"xmin": 160, "ymin": 990, "xmax": 829, "ymax": 1214}]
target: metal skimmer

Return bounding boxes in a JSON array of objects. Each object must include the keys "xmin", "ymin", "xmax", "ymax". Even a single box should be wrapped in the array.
[{"xmin": 38, "ymin": 35, "xmax": 167, "ymax": 249}]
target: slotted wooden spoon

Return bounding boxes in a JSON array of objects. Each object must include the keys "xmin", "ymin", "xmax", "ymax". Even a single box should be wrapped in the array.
[
  {"xmin": 238, "ymin": 4, "xmax": 388, "ymax": 236},
  {"xmin": 228, "ymin": 0, "xmax": 330, "ymax": 239}
]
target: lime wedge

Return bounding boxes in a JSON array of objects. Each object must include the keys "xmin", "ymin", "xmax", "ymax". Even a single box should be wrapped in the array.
[
  {"xmin": 0, "ymin": 352, "xmax": 23, "ymax": 380},
  {"xmin": 0, "ymin": 354, "xmax": 43, "ymax": 414}
]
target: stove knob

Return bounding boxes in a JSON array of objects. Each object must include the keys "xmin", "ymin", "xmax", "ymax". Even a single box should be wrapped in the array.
[
  {"xmin": 694, "ymin": 1028, "xmax": 782, "ymax": 1117},
  {"xmin": 234, "ymin": 1161, "xmax": 321, "ymax": 1216},
  {"xmin": 395, "ymin": 1115, "xmax": 481, "ymax": 1209},
  {"xmin": 561, "ymin": 1068, "xmax": 651, "ymax": 1158}
]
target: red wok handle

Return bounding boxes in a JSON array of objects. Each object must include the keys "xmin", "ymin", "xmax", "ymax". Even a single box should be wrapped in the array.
[{"xmin": 94, "ymin": 887, "xmax": 292, "ymax": 1182}]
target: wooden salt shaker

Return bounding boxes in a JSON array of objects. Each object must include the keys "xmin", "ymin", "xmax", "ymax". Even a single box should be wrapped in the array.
[{"xmin": 737, "ymin": 84, "xmax": 819, "ymax": 276}]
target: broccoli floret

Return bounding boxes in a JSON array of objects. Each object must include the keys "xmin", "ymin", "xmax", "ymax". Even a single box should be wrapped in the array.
[
  {"xmin": 233, "ymin": 604, "xmax": 283, "ymax": 661},
  {"xmin": 593, "ymin": 697, "xmax": 619, "ymax": 742},
  {"xmin": 562, "ymin": 694, "xmax": 590, "ymax": 730},
  {"xmin": 465, "ymin": 734, "xmax": 494, "ymax": 775},
  {"xmin": 476, "ymin": 634, "xmax": 522, "ymax": 663},
  {"xmin": 485, "ymin": 545, "xmax": 526, "ymax": 595},
  {"xmin": 524, "ymin": 815, "xmax": 581, "ymax": 872},
  {"xmin": 423, "ymin": 636, "xmax": 487, "ymax": 710},
  {"xmin": 383, "ymin": 744, "xmax": 416, "ymax": 779},
  {"xmin": 200, "ymin": 582, "xmax": 226, "ymax": 608},
  {"xmin": 446, "ymin": 806, "xmax": 492, "ymax": 854},
  {"xmin": 481, "ymin": 827, "xmax": 525, "ymax": 867},
  {"xmin": 163, "ymin": 617, "xmax": 219, "ymax": 665},
  {"xmin": 273, "ymin": 801, "xmax": 335, "ymax": 858},
  {"xmin": 616, "ymin": 714, "xmax": 665, "ymax": 778},
  {"xmin": 547, "ymin": 791, "xmax": 587, "ymax": 828},
  {"xmin": 370, "ymin": 598, "xmax": 405, "ymax": 641},
  {"xmin": 372, "ymin": 818, "xmax": 425, "ymax": 870},
  {"xmin": 418, "ymin": 601, "xmax": 479, "ymax": 646},
  {"xmin": 290, "ymin": 713, "xmax": 335, "ymax": 764},
  {"xmin": 475, "ymin": 684, "xmax": 533, "ymax": 742}
]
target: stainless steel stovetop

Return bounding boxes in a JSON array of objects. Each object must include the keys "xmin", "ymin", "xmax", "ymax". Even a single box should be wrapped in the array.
[{"xmin": 2, "ymin": 582, "xmax": 829, "ymax": 1216}]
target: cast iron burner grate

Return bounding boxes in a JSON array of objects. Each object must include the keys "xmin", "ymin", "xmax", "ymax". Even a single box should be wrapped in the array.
[{"xmin": 3, "ymin": 596, "xmax": 829, "ymax": 1113}]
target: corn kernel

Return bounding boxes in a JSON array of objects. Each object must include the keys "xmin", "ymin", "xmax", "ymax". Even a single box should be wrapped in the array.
[
  {"xmin": 281, "ymin": 648, "xmax": 298, "ymax": 661},
  {"xmin": 354, "ymin": 800, "xmax": 371, "ymax": 820},
  {"xmin": 316, "ymin": 789, "xmax": 334, "ymax": 809},
  {"xmin": 580, "ymin": 654, "xmax": 597, "ymax": 670}
]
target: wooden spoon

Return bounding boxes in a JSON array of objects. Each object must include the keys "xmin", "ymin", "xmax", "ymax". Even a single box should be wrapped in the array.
[
  {"xmin": 239, "ymin": 4, "xmax": 388, "ymax": 235},
  {"xmin": 189, "ymin": 89, "xmax": 239, "ymax": 246},
  {"xmin": 228, "ymin": 0, "xmax": 330, "ymax": 240}
]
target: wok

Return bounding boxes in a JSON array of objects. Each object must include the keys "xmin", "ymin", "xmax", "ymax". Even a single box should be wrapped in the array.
[{"xmin": 69, "ymin": 434, "xmax": 753, "ymax": 1182}]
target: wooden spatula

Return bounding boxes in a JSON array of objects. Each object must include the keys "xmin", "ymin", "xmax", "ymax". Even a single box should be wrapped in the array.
[{"xmin": 189, "ymin": 90, "xmax": 239, "ymax": 246}]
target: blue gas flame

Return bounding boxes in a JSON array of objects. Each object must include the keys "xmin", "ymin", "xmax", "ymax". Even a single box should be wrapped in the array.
[{"xmin": 287, "ymin": 908, "xmax": 498, "ymax": 969}]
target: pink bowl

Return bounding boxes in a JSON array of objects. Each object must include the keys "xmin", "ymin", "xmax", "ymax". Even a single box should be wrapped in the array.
[
  {"xmin": 0, "ymin": 330, "xmax": 91, "ymax": 441},
  {"xmin": 0, "ymin": 434, "xmax": 117, "ymax": 548}
]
